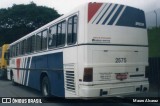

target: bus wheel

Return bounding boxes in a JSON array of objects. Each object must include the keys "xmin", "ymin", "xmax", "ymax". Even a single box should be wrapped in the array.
[{"xmin": 41, "ymin": 76, "xmax": 51, "ymax": 97}]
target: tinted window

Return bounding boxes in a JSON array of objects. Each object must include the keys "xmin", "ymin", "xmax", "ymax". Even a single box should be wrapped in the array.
[
  {"xmin": 26, "ymin": 37, "xmax": 31, "ymax": 53},
  {"xmin": 73, "ymin": 16, "xmax": 78, "ymax": 43},
  {"xmin": 67, "ymin": 18, "xmax": 72, "ymax": 44},
  {"xmin": 22, "ymin": 40, "xmax": 26, "ymax": 55},
  {"xmin": 48, "ymin": 25, "xmax": 57, "ymax": 48},
  {"xmin": 57, "ymin": 21, "xmax": 66, "ymax": 46},
  {"xmin": 12, "ymin": 45, "xmax": 15, "ymax": 57},
  {"xmin": 21, "ymin": 41, "xmax": 24, "ymax": 55},
  {"xmin": 23, "ymin": 39, "xmax": 27, "ymax": 54},
  {"xmin": 67, "ymin": 15, "xmax": 78, "ymax": 45},
  {"xmin": 36, "ymin": 32, "xmax": 42, "ymax": 51},
  {"xmin": 19, "ymin": 42, "xmax": 22, "ymax": 55},
  {"xmin": 42, "ymin": 30, "xmax": 48, "ymax": 50},
  {"xmin": 31, "ymin": 35, "xmax": 35, "ymax": 52},
  {"xmin": 15, "ymin": 43, "xmax": 19, "ymax": 56}
]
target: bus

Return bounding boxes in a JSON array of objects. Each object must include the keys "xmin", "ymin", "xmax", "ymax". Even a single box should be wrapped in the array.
[
  {"xmin": 6, "ymin": 2, "xmax": 149, "ymax": 98},
  {"xmin": 0, "ymin": 44, "xmax": 9, "ymax": 79}
]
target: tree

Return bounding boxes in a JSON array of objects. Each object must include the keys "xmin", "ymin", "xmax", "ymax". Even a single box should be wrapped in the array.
[{"xmin": 0, "ymin": 2, "xmax": 60, "ymax": 46}]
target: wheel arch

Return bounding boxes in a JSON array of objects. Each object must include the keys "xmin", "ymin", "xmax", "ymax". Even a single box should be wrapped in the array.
[{"xmin": 40, "ymin": 71, "xmax": 49, "ymax": 91}]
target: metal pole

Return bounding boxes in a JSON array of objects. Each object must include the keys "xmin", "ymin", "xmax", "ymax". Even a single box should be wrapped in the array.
[{"xmin": 154, "ymin": 10, "xmax": 157, "ymax": 28}]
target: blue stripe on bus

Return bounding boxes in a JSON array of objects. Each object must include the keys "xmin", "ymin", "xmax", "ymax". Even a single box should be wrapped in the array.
[
  {"xmin": 116, "ymin": 6, "xmax": 146, "ymax": 28},
  {"xmin": 27, "ymin": 52, "xmax": 65, "ymax": 97},
  {"xmin": 108, "ymin": 5, "xmax": 123, "ymax": 25},
  {"xmin": 22, "ymin": 58, "xmax": 26, "ymax": 84},
  {"xmin": 96, "ymin": 4, "xmax": 112, "ymax": 24},
  {"xmin": 25, "ymin": 57, "xmax": 30, "ymax": 86},
  {"xmin": 92, "ymin": 4, "xmax": 107, "ymax": 24},
  {"xmin": 102, "ymin": 4, "xmax": 118, "ymax": 25}
]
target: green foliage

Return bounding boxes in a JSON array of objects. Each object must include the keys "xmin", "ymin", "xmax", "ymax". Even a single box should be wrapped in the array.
[
  {"xmin": 148, "ymin": 27, "xmax": 160, "ymax": 57},
  {"xmin": 0, "ymin": 2, "xmax": 60, "ymax": 46}
]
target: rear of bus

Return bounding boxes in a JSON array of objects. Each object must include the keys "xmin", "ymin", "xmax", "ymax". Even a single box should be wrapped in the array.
[{"xmin": 79, "ymin": 3, "xmax": 149, "ymax": 97}]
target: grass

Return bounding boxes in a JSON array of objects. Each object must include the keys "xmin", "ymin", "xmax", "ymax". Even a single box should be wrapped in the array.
[{"xmin": 148, "ymin": 27, "xmax": 160, "ymax": 57}]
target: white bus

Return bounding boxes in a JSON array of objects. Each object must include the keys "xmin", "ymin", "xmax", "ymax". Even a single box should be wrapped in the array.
[{"xmin": 7, "ymin": 2, "xmax": 149, "ymax": 98}]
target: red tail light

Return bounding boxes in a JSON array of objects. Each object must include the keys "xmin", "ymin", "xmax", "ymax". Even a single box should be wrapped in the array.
[
  {"xmin": 116, "ymin": 73, "xmax": 128, "ymax": 81},
  {"xmin": 83, "ymin": 67, "xmax": 93, "ymax": 82}
]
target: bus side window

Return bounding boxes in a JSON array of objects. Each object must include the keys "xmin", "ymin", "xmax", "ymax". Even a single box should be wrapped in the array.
[
  {"xmin": 19, "ymin": 42, "xmax": 22, "ymax": 55},
  {"xmin": 42, "ymin": 30, "xmax": 48, "ymax": 50},
  {"xmin": 21, "ymin": 40, "xmax": 24, "ymax": 55},
  {"xmin": 27, "ymin": 37, "xmax": 32, "ymax": 53},
  {"xmin": 21, "ymin": 40, "xmax": 25, "ymax": 55},
  {"xmin": 12, "ymin": 45, "xmax": 14, "ymax": 57},
  {"xmin": 15, "ymin": 43, "xmax": 19, "ymax": 56},
  {"xmin": 73, "ymin": 16, "xmax": 78, "ymax": 43},
  {"xmin": 67, "ymin": 15, "xmax": 78, "ymax": 45},
  {"xmin": 31, "ymin": 35, "xmax": 35, "ymax": 52},
  {"xmin": 36, "ymin": 32, "xmax": 42, "ymax": 51},
  {"xmin": 29, "ymin": 37, "xmax": 32, "ymax": 53},
  {"xmin": 49, "ymin": 25, "xmax": 57, "ymax": 48},
  {"xmin": 57, "ymin": 21, "xmax": 66, "ymax": 47}
]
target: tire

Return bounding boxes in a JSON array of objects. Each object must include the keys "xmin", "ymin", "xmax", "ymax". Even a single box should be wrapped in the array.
[{"xmin": 41, "ymin": 76, "xmax": 51, "ymax": 97}]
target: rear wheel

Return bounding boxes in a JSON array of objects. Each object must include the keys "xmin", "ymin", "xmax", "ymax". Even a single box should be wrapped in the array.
[{"xmin": 41, "ymin": 76, "xmax": 51, "ymax": 97}]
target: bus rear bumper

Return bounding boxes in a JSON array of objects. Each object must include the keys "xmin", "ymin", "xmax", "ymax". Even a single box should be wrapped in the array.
[{"xmin": 79, "ymin": 81, "xmax": 149, "ymax": 97}]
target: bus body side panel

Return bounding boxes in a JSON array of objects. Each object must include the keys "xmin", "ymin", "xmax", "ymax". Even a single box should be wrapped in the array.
[
  {"xmin": 63, "ymin": 47, "xmax": 78, "ymax": 97},
  {"xmin": 12, "ymin": 52, "xmax": 65, "ymax": 97},
  {"xmin": 47, "ymin": 52, "xmax": 64, "ymax": 97},
  {"xmin": 28, "ymin": 52, "xmax": 65, "ymax": 97}
]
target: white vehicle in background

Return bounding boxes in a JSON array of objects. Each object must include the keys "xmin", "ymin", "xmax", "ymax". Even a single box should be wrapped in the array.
[{"xmin": 6, "ymin": 2, "xmax": 149, "ymax": 98}]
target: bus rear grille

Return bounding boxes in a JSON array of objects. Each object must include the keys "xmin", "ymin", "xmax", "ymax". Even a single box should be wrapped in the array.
[{"xmin": 65, "ymin": 70, "xmax": 75, "ymax": 93}]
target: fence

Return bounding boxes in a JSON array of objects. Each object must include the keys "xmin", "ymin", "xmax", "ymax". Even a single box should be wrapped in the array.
[{"xmin": 148, "ymin": 57, "xmax": 160, "ymax": 95}]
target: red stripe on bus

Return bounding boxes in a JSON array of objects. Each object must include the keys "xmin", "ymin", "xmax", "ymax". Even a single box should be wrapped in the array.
[
  {"xmin": 88, "ymin": 3, "xmax": 102, "ymax": 22},
  {"xmin": 16, "ymin": 58, "xmax": 21, "ymax": 79}
]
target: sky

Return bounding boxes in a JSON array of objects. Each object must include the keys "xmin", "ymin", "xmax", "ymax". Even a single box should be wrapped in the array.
[
  {"xmin": 0, "ymin": 0, "xmax": 160, "ymax": 14},
  {"xmin": 0, "ymin": 0, "xmax": 160, "ymax": 27}
]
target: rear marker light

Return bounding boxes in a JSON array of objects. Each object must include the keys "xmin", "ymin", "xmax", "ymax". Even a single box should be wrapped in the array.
[{"xmin": 83, "ymin": 67, "xmax": 93, "ymax": 82}]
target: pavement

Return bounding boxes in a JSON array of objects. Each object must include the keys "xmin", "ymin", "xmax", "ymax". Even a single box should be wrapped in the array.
[{"xmin": 0, "ymin": 80, "xmax": 159, "ymax": 106}]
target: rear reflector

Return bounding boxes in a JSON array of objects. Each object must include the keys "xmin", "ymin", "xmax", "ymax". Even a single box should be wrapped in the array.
[{"xmin": 83, "ymin": 67, "xmax": 93, "ymax": 82}]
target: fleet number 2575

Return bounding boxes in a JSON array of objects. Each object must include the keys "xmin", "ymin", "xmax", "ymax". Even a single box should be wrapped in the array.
[{"xmin": 115, "ymin": 58, "xmax": 127, "ymax": 63}]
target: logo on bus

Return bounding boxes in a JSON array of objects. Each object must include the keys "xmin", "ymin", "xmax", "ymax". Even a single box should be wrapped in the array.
[{"xmin": 116, "ymin": 73, "xmax": 128, "ymax": 81}]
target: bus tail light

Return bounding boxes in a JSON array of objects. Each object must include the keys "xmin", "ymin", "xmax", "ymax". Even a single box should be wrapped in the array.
[{"xmin": 83, "ymin": 67, "xmax": 93, "ymax": 82}]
